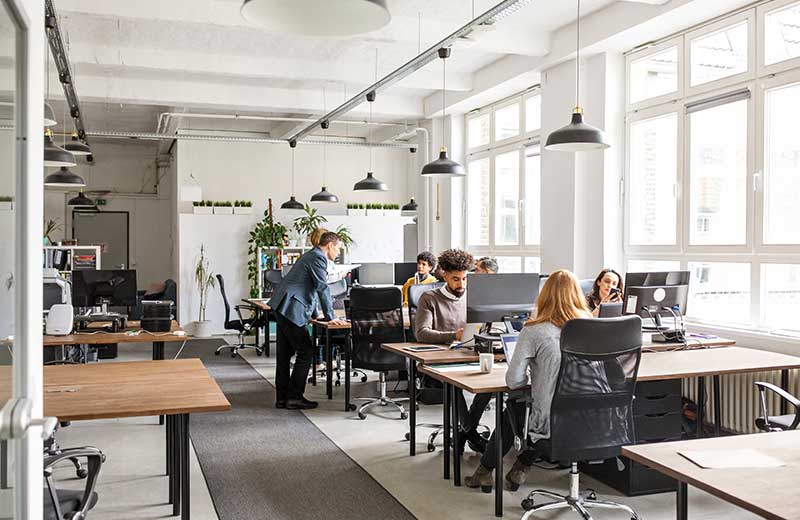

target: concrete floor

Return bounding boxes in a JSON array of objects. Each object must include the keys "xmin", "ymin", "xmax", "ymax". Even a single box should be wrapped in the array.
[{"xmin": 44, "ymin": 338, "xmax": 761, "ymax": 520}]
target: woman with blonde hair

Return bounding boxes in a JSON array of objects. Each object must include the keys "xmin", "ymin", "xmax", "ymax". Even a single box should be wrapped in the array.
[{"xmin": 465, "ymin": 269, "xmax": 591, "ymax": 493}]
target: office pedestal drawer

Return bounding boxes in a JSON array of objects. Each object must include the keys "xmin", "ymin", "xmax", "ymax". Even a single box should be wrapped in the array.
[
  {"xmin": 635, "ymin": 412, "xmax": 682, "ymax": 441},
  {"xmin": 581, "ymin": 455, "xmax": 677, "ymax": 496}
]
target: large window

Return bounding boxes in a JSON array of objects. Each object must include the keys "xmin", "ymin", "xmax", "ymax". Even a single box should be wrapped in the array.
[
  {"xmin": 465, "ymin": 88, "xmax": 541, "ymax": 273},
  {"xmin": 625, "ymin": 0, "xmax": 800, "ymax": 334}
]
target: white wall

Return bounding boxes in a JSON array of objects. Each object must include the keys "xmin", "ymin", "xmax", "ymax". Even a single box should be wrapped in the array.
[
  {"xmin": 43, "ymin": 141, "xmax": 174, "ymax": 289},
  {"xmin": 175, "ymin": 137, "xmax": 418, "ymax": 332}
]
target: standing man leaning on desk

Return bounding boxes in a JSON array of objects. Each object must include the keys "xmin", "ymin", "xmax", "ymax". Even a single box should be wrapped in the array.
[
  {"xmin": 414, "ymin": 249, "xmax": 490, "ymax": 454},
  {"xmin": 269, "ymin": 231, "xmax": 348, "ymax": 410}
]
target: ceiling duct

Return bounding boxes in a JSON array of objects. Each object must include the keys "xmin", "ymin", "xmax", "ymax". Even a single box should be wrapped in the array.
[
  {"xmin": 286, "ymin": 0, "xmax": 533, "ymax": 144},
  {"xmin": 45, "ymin": 0, "xmax": 88, "ymax": 145}
]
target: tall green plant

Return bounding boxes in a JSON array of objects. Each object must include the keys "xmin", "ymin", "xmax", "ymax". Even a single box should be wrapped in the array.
[
  {"xmin": 334, "ymin": 225, "xmax": 354, "ymax": 251},
  {"xmin": 293, "ymin": 204, "xmax": 327, "ymax": 239},
  {"xmin": 195, "ymin": 244, "xmax": 216, "ymax": 322},
  {"xmin": 247, "ymin": 202, "xmax": 288, "ymax": 297}
]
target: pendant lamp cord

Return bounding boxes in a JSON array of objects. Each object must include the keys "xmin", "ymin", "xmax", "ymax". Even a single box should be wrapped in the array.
[
  {"xmin": 442, "ymin": 53, "xmax": 447, "ymax": 148},
  {"xmin": 575, "ymin": 0, "xmax": 581, "ymax": 110},
  {"xmin": 322, "ymin": 86, "xmax": 327, "ymax": 185},
  {"xmin": 291, "ymin": 147, "xmax": 295, "ymax": 195}
]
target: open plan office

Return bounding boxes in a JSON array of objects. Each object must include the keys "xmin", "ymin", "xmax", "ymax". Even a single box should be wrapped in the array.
[{"xmin": 1, "ymin": 0, "xmax": 800, "ymax": 519}]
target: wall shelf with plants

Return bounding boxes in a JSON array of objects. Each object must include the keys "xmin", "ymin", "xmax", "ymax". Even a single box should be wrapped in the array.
[{"xmin": 192, "ymin": 200, "xmax": 253, "ymax": 215}]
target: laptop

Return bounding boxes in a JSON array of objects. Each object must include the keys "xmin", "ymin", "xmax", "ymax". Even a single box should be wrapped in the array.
[
  {"xmin": 598, "ymin": 302, "xmax": 624, "ymax": 318},
  {"xmin": 500, "ymin": 333, "xmax": 519, "ymax": 361}
]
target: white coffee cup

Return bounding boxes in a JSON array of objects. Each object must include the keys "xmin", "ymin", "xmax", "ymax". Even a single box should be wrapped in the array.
[{"xmin": 479, "ymin": 353, "xmax": 494, "ymax": 373}]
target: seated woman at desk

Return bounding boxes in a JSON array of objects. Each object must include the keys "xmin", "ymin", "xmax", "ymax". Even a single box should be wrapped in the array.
[
  {"xmin": 465, "ymin": 269, "xmax": 592, "ymax": 493},
  {"xmin": 586, "ymin": 268, "xmax": 624, "ymax": 318}
]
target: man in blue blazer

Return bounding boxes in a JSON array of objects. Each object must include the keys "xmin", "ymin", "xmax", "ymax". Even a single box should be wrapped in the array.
[{"xmin": 269, "ymin": 231, "xmax": 347, "ymax": 409}]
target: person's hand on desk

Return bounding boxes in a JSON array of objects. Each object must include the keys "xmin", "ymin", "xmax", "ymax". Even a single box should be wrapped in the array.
[
  {"xmin": 454, "ymin": 328, "xmax": 464, "ymax": 341},
  {"xmin": 327, "ymin": 318, "xmax": 349, "ymax": 327}
]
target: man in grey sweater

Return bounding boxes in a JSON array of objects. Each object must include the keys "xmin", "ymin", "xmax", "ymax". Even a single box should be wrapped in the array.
[{"xmin": 414, "ymin": 249, "xmax": 491, "ymax": 453}]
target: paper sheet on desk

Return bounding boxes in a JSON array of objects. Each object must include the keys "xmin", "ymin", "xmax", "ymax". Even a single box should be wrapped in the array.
[
  {"xmin": 678, "ymin": 449, "xmax": 786, "ymax": 469},
  {"xmin": 431, "ymin": 363, "xmax": 481, "ymax": 372}
]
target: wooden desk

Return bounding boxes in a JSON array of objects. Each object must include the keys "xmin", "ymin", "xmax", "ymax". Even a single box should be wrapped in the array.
[
  {"xmin": 623, "ymin": 431, "xmax": 800, "ymax": 520},
  {"xmin": 47, "ymin": 360, "xmax": 229, "ymax": 520},
  {"xmin": 42, "ymin": 320, "xmax": 186, "ymax": 361},
  {"xmin": 382, "ymin": 342, "xmax": 502, "ymax": 457}
]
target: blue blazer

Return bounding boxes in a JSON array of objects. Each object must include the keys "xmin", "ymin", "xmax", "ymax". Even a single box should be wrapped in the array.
[{"xmin": 268, "ymin": 247, "xmax": 334, "ymax": 327}]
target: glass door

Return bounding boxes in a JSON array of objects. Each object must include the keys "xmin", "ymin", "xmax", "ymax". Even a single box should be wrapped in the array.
[{"xmin": 1, "ymin": 0, "xmax": 46, "ymax": 517}]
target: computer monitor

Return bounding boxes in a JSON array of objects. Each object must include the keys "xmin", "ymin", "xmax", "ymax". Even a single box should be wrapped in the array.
[
  {"xmin": 466, "ymin": 273, "xmax": 539, "ymax": 324},
  {"xmin": 393, "ymin": 262, "xmax": 418, "ymax": 286},
  {"xmin": 355, "ymin": 263, "xmax": 395, "ymax": 285},
  {"xmin": 623, "ymin": 271, "xmax": 689, "ymax": 326},
  {"xmin": 72, "ymin": 269, "xmax": 138, "ymax": 308}
]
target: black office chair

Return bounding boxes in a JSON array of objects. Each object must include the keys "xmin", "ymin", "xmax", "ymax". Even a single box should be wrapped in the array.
[
  {"xmin": 754, "ymin": 381, "xmax": 800, "ymax": 432},
  {"xmin": 215, "ymin": 274, "xmax": 264, "ymax": 357},
  {"xmin": 132, "ymin": 279, "xmax": 177, "ymax": 320},
  {"xmin": 347, "ymin": 286, "xmax": 409, "ymax": 420},
  {"xmin": 44, "ymin": 440, "xmax": 104, "ymax": 520},
  {"xmin": 520, "ymin": 316, "xmax": 643, "ymax": 520},
  {"xmin": 407, "ymin": 282, "xmax": 444, "ymax": 342}
]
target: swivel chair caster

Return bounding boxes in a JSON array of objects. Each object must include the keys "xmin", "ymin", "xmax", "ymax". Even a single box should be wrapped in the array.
[
  {"xmin": 214, "ymin": 351, "xmax": 220, "ymax": 356},
  {"xmin": 427, "ymin": 443, "xmax": 436, "ymax": 452},
  {"xmin": 358, "ymin": 411, "xmax": 367, "ymax": 420}
]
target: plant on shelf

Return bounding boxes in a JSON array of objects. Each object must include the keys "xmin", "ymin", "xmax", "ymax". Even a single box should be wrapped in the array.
[
  {"xmin": 293, "ymin": 203, "xmax": 328, "ymax": 244},
  {"xmin": 194, "ymin": 244, "xmax": 216, "ymax": 338},
  {"xmin": 43, "ymin": 218, "xmax": 62, "ymax": 245},
  {"xmin": 247, "ymin": 199, "xmax": 289, "ymax": 297}
]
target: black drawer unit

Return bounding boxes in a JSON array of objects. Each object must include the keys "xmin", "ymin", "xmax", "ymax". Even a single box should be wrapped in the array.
[{"xmin": 581, "ymin": 379, "xmax": 681, "ymax": 496}]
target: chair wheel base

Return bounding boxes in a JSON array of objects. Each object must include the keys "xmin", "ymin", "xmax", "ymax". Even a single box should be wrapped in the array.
[
  {"xmin": 521, "ymin": 498, "xmax": 534, "ymax": 511},
  {"xmin": 214, "ymin": 351, "xmax": 220, "ymax": 356},
  {"xmin": 404, "ymin": 432, "xmax": 410, "ymax": 441},
  {"xmin": 358, "ymin": 412, "xmax": 367, "ymax": 420},
  {"xmin": 480, "ymin": 485, "xmax": 492, "ymax": 494},
  {"xmin": 76, "ymin": 468, "xmax": 88, "ymax": 479},
  {"xmin": 401, "ymin": 412, "xmax": 408, "ymax": 420},
  {"xmin": 427, "ymin": 444, "xmax": 436, "ymax": 452}
]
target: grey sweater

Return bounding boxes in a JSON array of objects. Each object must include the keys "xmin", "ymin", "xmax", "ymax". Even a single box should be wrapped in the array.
[
  {"xmin": 414, "ymin": 288, "xmax": 466, "ymax": 344},
  {"xmin": 505, "ymin": 322, "xmax": 562, "ymax": 442}
]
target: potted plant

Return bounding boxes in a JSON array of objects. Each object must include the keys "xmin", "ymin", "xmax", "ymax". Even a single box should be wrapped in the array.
[
  {"xmin": 0, "ymin": 196, "xmax": 12, "ymax": 211},
  {"xmin": 214, "ymin": 201, "xmax": 234, "ymax": 215},
  {"xmin": 234, "ymin": 200, "xmax": 253, "ymax": 215},
  {"xmin": 334, "ymin": 224, "xmax": 355, "ymax": 260},
  {"xmin": 247, "ymin": 201, "xmax": 289, "ymax": 297},
  {"xmin": 364, "ymin": 203, "xmax": 379, "ymax": 216},
  {"xmin": 293, "ymin": 203, "xmax": 328, "ymax": 245},
  {"xmin": 43, "ymin": 218, "xmax": 62, "ymax": 245},
  {"xmin": 194, "ymin": 200, "xmax": 213, "ymax": 215},
  {"xmin": 347, "ymin": 203, "xmax": 365, "ymax": 217},
  {"xmin": 384, "ymin": 203, "xmax": 401, "ymax": 216},
  {"xmin": 194, "ymin": 244, "xmax": 216, "ymax": 338}
]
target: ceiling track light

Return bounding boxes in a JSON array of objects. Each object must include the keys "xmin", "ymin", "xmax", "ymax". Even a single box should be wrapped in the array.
[
  {"xmin": 421, "ymin": 47, "xmax": 465, "ymax": 177},
  {"xmin": 544, "ymin": 0, "xmax": 609, "ymax": 152},
  {"xmin": 240, "ymin": 0, "xmax": 390, "ymax": 36}
]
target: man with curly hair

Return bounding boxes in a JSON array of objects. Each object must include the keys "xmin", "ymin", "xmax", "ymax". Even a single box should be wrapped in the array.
[
  {"xmin": 414, "ymin": 249, "xmax": 490, "ymax": 453},
  {"xmin": 401, "ymin": 251, "xmax": 438, "ymax": 305}
]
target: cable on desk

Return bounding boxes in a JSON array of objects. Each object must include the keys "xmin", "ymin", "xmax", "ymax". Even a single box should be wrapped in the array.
[{"xmin": 173, "ymin": 340, "xmax": 188, "ymax": 359}]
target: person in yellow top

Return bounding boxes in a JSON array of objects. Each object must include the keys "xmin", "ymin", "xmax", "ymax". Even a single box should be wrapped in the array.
[{"xmin": 401, "ymin": 251, "xmax": 438, "ymax": 305}]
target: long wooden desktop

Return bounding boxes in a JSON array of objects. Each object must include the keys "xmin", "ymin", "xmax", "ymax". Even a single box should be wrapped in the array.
[
  {"xmin": 414, "ymin": 345, "xmax": 800, "ymax": 518},
  {"xmin": 623, "ymin": 430, "xmax": 800, "ymax": 520}
]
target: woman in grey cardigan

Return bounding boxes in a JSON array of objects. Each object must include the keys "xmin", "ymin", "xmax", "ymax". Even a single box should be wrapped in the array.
[{"xmin": 465, "ymin": 269, "xmax": 592, "ymax": 493}]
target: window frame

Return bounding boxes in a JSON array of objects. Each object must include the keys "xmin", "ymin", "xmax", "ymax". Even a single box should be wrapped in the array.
[
  {"xmin": 626, "ymin": 37, "xmax": 684, "ymax": 111},
  {"xmin": 624, "ymin": 1, "xmax": 800, "ymax": 334},
  {"xmin": 465, "ymin": 87, "xmax": 542, "ymax": 271}
]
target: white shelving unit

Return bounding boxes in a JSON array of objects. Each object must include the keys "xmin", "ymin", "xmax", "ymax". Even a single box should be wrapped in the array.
[
  {"xmin": 256, "ymin": 246, "xmax": 310, "ymax": 296},
  {"xmin": 43, "ymin": 245, "xmax": 102, "ymax": 277}
]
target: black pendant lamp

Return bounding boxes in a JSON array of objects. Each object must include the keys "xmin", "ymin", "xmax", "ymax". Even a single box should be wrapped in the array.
[
  {"xmin": 44, "ymin": 103, "xmax": 57, "ymax": 127},
  {"xmin": 280, "ymin": 142, "xmax": 305, "ymax": 210},
  {"xmin": 311, "ymin": 94, "xmax": 339, "ymax": 203},
  {"xmin": 354, "ymin": 90, "xmax": 388, "ymax": 192},
  {"xmin": 44, "ymin": 167, "xmax": 85, "ymax": 188},
  {"xmin": 68, "ymin": 190, "xmax": 95, "ymax": 207},
  {"xmin": 64, "ymin": 133, "xmax": 92, "ymax": 156},
  {"xmin": 44, "ymin": 129, "xmax": 76, "ymax": 168},
  {"xmin": 421, "ymin": 47, "xmax": 465, "ymax": 177},
  {"xmin": 240, "ymin": 0, "xmax": 390, "ymax": 36},
  {"xmin": 401, "ymin": 147, "xmax": 418, "ymax": 211},
  {"xmin": 545, "ymin": 0, "xmax": 609, "ymax": 152}
]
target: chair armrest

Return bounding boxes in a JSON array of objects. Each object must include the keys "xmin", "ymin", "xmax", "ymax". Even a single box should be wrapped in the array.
[
  {"xmin": 755, "ymin": 381, "xmax": 800, "ymax": 430},
  {"xmin": 44, "ymin": 447, "xmax": 104, "ymax": 520},
  {"xmin": 234, "ymin": 305, "xmax": 256, "ymax": 327}
]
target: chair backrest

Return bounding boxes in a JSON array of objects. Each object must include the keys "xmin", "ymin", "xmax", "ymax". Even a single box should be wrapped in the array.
[
  {"xmin": 407, "ymin": 282, "xmax": 444, "ymax": 340},
  {"xmin": 163, "ymin": 279, "xmax": 177, "ymax": 317},
  {"xmin": 328, "ymin": 278, "xmax": 349, "ymax": 310},
  {"xmin": 548, "ymin": 315, "xmax": 642, "ymax": 462},
  {"xmin": 216, "ymin": 274, "xmax": 232, "ymax": 327},
  {"xmin": 263, "ymin": 269, "xmax": 282, "ymax": 298},
  {"xmin": 346, "ymin": 286, "xmax": 406, "ymax": 371}
]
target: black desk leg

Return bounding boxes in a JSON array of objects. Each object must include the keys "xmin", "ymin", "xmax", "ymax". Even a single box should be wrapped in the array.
[
  {"xmin": 443, "ymin": 382, "xmax": 451, "ymax": 480},
  {"xmin": 781, "ymin": 369, "xmax": 790, "ymax": 416},
  {"xmin": 181, "ymin": 414, "xmax": 190, "ymax": 520},
  {"xmin": 172, "ymin": 414, "xmax": 181, "ymax": 517},
  {"xmin": 452, "ymin": 385, "xmax": 461, "ymax": 486},
  {"xmin": 344, "ymin": 336, "xmax": 353, "ymax": 412},
  {"xmin": 167, "ymin": 416, "xmax": 172, "ymax": 506},
  {"xmin": 154, "ymin": 341, "xmax": 165, "ymax": 425},
  {"xmin": 713, "ymin": 375, "xmax": 721, "ymax": 436},
  {"xmin": 696, "ymin": 377, "xmax": 705, "ymax": 439},
  {"xmin": 676, "ymin": 481, "xmax": 688, "ymax": 520},
  {"xmin": 1, "ymin": 440, "xmax": 7, "ymax": 490},
  {"xmin": 409, "ymin": 360, "xmax": 417, "ymax": 456},
  {"xmin": 494, "ymin": 392, "xmax": 503, "ymax": 518},
  {"xmin": 311, "ymin": 324, "xmax": 317, "ymax": 387},
  {"xmin": 265, "ymin": 311, "xmax": 271, "ymax": 357},
  {"xmin": 326, "ymin": 328, "xmax": 333, "ymax": 400},
  {"xmin": 255, "ymin": 310, "xmax": 261, "ymax": 352}
]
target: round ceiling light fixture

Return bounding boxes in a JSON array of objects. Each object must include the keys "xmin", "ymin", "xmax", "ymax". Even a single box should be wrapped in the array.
[{"xmin": 241, "ymin": 0, "xmax": 390, "ymax": 36}]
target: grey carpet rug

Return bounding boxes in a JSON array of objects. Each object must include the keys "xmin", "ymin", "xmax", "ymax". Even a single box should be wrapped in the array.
[{"xmin": 166, "ymin": 340, "xmax": 416, "ymax": 520}]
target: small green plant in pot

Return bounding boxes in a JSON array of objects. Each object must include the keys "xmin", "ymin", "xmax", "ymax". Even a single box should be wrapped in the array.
[
  {"xmin": 194, "ymin": 244, "xmax": 216, "ymax": 337},
  {"xmin": 293, "ymin": 204, "xmax": 328, "ymax": 245}
]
